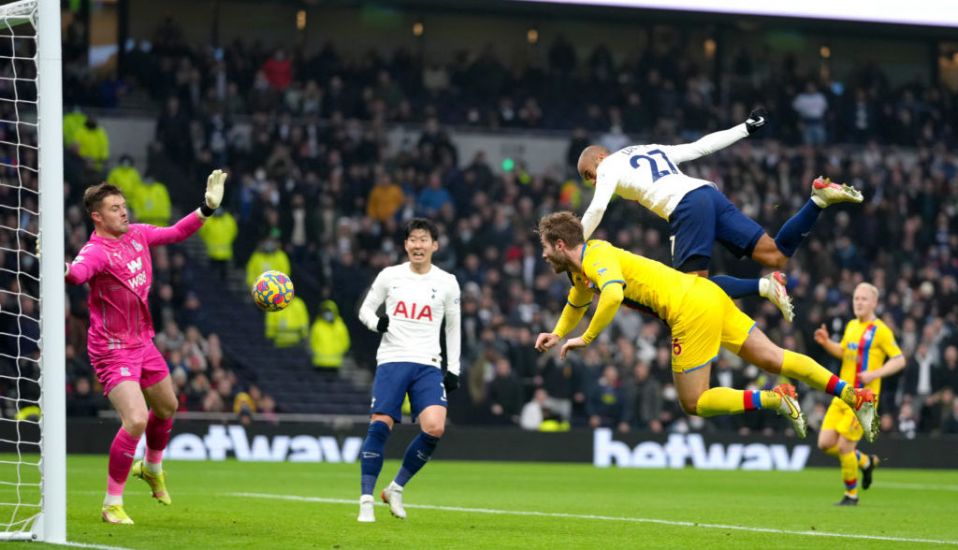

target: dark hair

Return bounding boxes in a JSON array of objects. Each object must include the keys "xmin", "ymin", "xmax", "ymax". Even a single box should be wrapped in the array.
[
  {"xmin": 83, "ymin": 183, "xmax": 125, "ymax": 215},
  {"xmin": 537, "ymin": 211, "xmax": 584, "ymax": 247},
  {"xmin": 404, "ymin": 217, "xmax": 439, "ymax": 241}
]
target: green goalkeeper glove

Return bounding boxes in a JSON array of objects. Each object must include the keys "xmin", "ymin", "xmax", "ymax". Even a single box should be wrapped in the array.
[{"xmin": 200, "ymin": 169, "xmax": 227, "ymax": 217}]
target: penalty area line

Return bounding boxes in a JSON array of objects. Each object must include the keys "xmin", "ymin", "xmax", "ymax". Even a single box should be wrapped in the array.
[
  {"xmin": 226, "ymin": 491, "xmax": 958, "ymax": 546},
  {"xmin": 48, "ymin": 542, "xmax": 133, "ymax": 550}
]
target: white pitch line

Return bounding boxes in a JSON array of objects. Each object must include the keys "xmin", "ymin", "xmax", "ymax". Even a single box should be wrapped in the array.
[
  {"xmin": 46, "ymin": 542, "xmax": 132, "ymax": 550},
  {"xmin": 227, "ymin": 491, "xmax": 958, "ymax": 546}
]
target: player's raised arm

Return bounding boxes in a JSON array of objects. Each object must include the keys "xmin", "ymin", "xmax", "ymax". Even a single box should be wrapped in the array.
[
  {"xmin": 139, "ymin": 169, "xmax": 228, "ymax": 246},
  {"xmin": 358, "ymin": 270, "xmax": 390, "ymax": 333},
  {"xmin": 663, "ymin": 108, "xmax": 767, "ymax": 164}
]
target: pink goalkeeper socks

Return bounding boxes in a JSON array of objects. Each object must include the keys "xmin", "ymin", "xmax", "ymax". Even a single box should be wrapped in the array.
[
  {"xmin": 107, "ymin": 427, "xmax": 140, "ymax": 496},
  {"xmin": 145, "ymin": 411, "xmax": 173, "ymax": 464}
]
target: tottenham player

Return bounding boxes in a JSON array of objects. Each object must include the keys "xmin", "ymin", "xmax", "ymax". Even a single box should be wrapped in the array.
[
  {"xmin": 576, "ymin": 109, "xmax": 863, "ymax": 322},
  {"xmin": 65, "ymin": 171, "xmax": 227, "ymax": 524},
  {"xmin": 356, "ymin": 218, "xmax": 461, "ymax": 522}
]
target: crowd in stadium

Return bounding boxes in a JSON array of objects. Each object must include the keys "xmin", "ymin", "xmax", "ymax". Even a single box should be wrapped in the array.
[{"xmin": 46, "ymin": 17, "xmax": 958, "ymax": 436}]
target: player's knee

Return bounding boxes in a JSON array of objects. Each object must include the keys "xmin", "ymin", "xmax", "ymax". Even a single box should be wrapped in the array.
[
  {"xmin": 421, "ymin": 421, "xmax": 445, "ymax": 438},
  {"xmin": 153, "ymin": 401, "xmax": 177, "ymax": 419},
  {"xmin": 124, "ymin": 412, "xmax": 149, "ymax": 436},
  {"xmin": 752, "ymin": 346, "xmax": 782, "ymax": 371},
  {"xmin": 757, "ymin": 250, "xmax": 788, "ymax": 269},
  {"xmin": 679, "ymin": 396, "xmax": 700, "ymax": 416},
  {"xmin": 769, "ymin": 254, "xmax": 789, "ymax": 269}
]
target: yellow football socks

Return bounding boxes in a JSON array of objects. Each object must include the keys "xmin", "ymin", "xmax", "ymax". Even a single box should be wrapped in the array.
[
  {"xmin": 694, "ymin": 387, "xmax": 781, "ymax": 417},
  {"xmin": 840, "ymin": 451, "xmax": 859, "ymax": 497}
]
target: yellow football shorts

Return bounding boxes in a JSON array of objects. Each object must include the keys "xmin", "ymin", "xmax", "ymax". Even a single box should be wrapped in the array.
[
  {"xmin": 821, "ymin": 397, "xmax": 865, "ymax": 441},
  {"xmin": 670, "ymin": 277, "xmax": 756, "ymax": 373}
]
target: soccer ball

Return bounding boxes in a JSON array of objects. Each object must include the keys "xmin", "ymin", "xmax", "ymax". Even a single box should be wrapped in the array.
[{"xmin": 251, "ymin": 270, "xmax": 294, "ymax": 312}]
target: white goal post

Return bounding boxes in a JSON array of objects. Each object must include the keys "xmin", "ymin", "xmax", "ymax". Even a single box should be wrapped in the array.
[{"xmin": 0, "ymin": 0, "xmax": 64, "ymax": 542}]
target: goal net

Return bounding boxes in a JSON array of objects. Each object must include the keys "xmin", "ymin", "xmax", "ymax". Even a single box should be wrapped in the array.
[{"xmin": 0, "ymin": 0, "xmax": 64, "ymax": 542}]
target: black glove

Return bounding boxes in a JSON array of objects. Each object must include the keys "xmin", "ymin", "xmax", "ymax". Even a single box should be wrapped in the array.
[
  {"xmin": 376, "ymin": 315, "xmax": 389, "ymax": 333},
  {"xmin": 745, "ymin": 107, "xmax": 768, "ymax": 134},
  {"xmin": 443, "ymin": 371, "xmax": 460, "ymax": 393}
]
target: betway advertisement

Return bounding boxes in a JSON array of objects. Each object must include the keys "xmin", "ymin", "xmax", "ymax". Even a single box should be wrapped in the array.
[
  {"xmin": 18, "ymin": 419, "xmax": 955, "ymax": 469},
  {"xmin": 592, "ymin": 429, "xmax": 809, "ymax": 470}
]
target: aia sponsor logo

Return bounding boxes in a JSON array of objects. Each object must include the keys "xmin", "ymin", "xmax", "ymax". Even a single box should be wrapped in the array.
[{"xmin": 392, "ymin": 300, "xmax": 433, "ymax": 321}]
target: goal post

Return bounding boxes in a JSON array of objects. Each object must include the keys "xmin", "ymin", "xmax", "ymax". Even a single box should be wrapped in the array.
[
  {"xmin": 37, "ymin": 0, "xmax": 65, "ymax": 543},
  {"xmin": 0, "ymin": 0, "xmax": 64, "ymax": 542}
]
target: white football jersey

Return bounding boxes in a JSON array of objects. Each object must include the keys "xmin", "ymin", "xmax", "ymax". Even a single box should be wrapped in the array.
[
  {"xmin": 581, "ymin": 124, "xmax": 750, "ymax": 240},
  {"xmin": 358, "ymin": 262, "xmax": 461, "ymax": 374}
]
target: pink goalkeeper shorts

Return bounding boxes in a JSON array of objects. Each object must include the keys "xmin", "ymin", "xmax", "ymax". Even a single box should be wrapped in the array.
[{"xmin": 89, "ymin": 343, "xmax": 170, "ymax": 396}]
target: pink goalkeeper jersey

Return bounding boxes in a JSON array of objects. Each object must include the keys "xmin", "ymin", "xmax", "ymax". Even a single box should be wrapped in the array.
[{"xmin": 66, "ymin": 212, "xmax": 204, "ymax": 354}]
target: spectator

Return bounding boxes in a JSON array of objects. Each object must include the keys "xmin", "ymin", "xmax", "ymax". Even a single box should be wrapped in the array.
[
  {"xmin": 520, "ymin": 388, "xmax": 552, "ymax": 430},
  {"xmin": 265, "ymin": 296, "xmax": 309, "ymax": 347},
  {"xmin": 67, "ymin": 377, "xmax": 102, "ymax": 417},
  {"xmin": 245, "ymin": 232, "xmax": 292, "ymax": 287},
  {"xmin": 155, "ymin": 97, "xmax": 193, "ymax": 166},
  {"xmin": 131, "ymin": 175, "xmax": 172, "ymax": 226},
  {"xmin": 106, "ymin": 155, "xmax": 144, "ymax": 206},
  {"xmin": 587, "ymin": 365, "xmax": 630, "ymax": 433},
  {"xmin": 309, "ymin": 299, "xmax": 351, "ymax": 370},
  {"xmin": 631, "ymin": 361, "xmax": 663, "ymax": 432},
  {"xmin": 943, "ymin": 396, "xmax": 958, "ymax": 434},
  {"xmin": 366, "ymin": 170, "xmax": 405, "ymax": 223},
  {"xmin": 416, "ymin": 171, "xmax": 453, "ymax": 217},
  {"xmin": 487, "ymin": 358, "xmax": 524, "ymax": 425},
  {"xmin": 792, "ymin": 81, "xmax": 829, "ymax": 145},
  {"xmin": 261, "ymin": 48, "xmax": 293, "ymax": 91},
  {"xmin": 198, "ymin": 209, "xmax": 239, "ymax": 280},
  {"xmin": 73, "ymin": 116, "xmax": 110, "ymax": 171}
]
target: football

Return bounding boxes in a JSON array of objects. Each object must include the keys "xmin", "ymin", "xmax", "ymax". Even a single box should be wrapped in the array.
[{"xmin": 251, "ymin": 270, "xmax": 295, "ymax": 312}]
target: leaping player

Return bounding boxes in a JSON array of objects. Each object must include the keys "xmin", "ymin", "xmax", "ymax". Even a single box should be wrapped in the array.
[{"xmin": 576, "ymin": 108, "xmax": 863, "ymax": 322}]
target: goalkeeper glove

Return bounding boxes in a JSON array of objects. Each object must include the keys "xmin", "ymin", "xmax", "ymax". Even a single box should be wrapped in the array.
[
  {"xmin": 199, "ymin": 169, "xmax": 227, "ymax": 217},
  {"xmin": 745, "ymin": 107, "xmax": 768, "ymax": 134},
  {"xmin": 443, "ymin": 371, "xmax": 460, "ymax": 393},
  {"xmin": 376, "ymin": 315, "xmax": 389, "ymax": 333}
]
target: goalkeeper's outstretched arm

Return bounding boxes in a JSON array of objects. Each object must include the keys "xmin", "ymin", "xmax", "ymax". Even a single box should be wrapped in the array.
[{"xmin": 139, "ymin": 169, "xmax": 228, "ymax": 246}]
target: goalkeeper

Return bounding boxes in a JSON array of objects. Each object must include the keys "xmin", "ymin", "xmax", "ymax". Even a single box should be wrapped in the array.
[{"xmin": 65, "ymin": 170, "xmax": 227, "ymax": 525}]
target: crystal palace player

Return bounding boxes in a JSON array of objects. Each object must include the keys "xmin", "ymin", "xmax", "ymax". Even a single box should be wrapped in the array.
[
  {"xmin": 813, "ymin": 283, "xmax": 905, "ymax": 505},
  {"xmin": 356, "ymin": 218, "xmax": 461, "ymax": 522},
  {"xmin": 576, "ymin": 109, "xmax": 864, "ymax": 322},
  {"xmin": 534, "ymin": 212, "xmax": 878, "ymax": 440},
  {"xmin": 65, "ymin": 170, "xmax": 227, "ymax": 524}
]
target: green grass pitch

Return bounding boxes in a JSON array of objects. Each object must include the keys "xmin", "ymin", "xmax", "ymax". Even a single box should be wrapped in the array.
[{"xmin": 4, "ymin": 456, "xmax": 958, "ymax": 548}]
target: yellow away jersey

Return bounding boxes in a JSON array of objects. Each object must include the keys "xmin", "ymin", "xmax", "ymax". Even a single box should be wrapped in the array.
[
  {"xmin": 566, "ymin": 240, "xmax": 697, "ymax": 325},
  {"xmin": 839, "ymin": 318, "xmax": 902, "ymax": 395}
]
